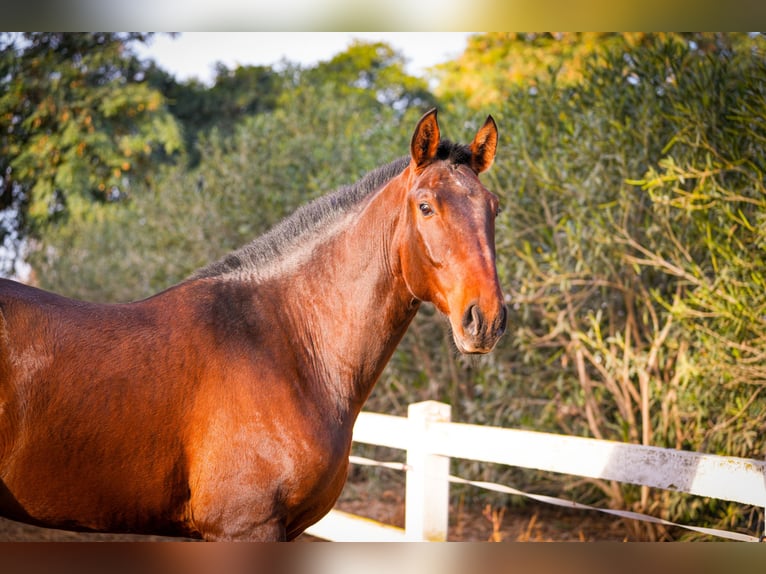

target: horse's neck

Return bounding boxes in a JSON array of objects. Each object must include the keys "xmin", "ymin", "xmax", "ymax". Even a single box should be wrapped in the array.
[{"xmin": 276, "ymin": 177, "xmax": 417, "ymax": 423}]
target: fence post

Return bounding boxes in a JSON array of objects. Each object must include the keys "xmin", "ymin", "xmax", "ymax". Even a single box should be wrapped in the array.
[{"xmin": 405, "ymin": 400, "xmax": 451, "ymax": 541}]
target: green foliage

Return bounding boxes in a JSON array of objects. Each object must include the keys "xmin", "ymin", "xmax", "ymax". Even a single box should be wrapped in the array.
[
  {"xmin": 298, "ymin": 40, "xmax": 436, "ymax": 111},
  {"xmin": 0, "ymin": 33, "xmax": 182, "ymax": 231},
  {"xmin": 434, "ymin": 32, "xmax": 749, "ymax": 109},
  {"xmin": 145, "ymin": 62, "xmax": 286, "ymax": 167},
  {"xmin": 434, "ymin": 32, "xmax": 621, "ymax": 107}
]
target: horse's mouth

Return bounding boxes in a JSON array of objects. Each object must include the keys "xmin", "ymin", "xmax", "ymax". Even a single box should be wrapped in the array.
[{"xmin": 451, "ymin": 333, "xmax": 502, "ymax": 355}]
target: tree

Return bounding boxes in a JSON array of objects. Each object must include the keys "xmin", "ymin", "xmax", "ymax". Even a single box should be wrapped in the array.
[
  {"xmin": 433, "ymin": 33, "xmax": 751, "ymax": 108},
  {"xmin": 298, "ymin": 40, "xmax": 436, "ymax": 111},
  {"xmin": 0, "ymin": 32, "xmax": 182, "ymax": 273},
  {"xmin": 145, "ymin": 61, "xmax": 286, "ymax": 167},
  {"xmin": 624, "ymin": 37, "xmax": 766, "ymax": 390}
]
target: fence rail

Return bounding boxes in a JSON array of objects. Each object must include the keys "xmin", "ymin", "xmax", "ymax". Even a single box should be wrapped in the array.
[{"xmin": 305, "ymin": 401, "xmax": 766, "ymax": 542}]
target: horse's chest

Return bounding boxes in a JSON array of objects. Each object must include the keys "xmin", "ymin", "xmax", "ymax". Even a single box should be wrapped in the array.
[
  {"xmin": 284, "ymin": 429, "xmax": 350, "ymax": 498},
  {"xmin": 275, "ymin": 426, "xmax": 352, "ymax": 533}
]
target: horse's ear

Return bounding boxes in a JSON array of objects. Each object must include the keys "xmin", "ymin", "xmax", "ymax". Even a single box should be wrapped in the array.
[
  {"xmin": 410, "ymin": 108, "xmax": 440, "ymax": 170},
  {"xmin": 470, "ymin": 115, "xmax": 498, "ymax": 174}
]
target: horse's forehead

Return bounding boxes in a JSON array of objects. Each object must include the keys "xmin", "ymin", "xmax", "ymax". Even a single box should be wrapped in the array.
[{"xmin": 417, "ymin": 163, "xmax": 486, "ymax": 198}]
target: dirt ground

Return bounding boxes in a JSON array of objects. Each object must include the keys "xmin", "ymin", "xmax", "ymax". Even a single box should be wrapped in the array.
[
  {"xmin": 0, "ymin": 504, "xmax": 631, "ymax": 543},
  {"xmin": 305, "ymin": 477, "xmax": 638, "ymax": 542},
  {"xmin": 0, "ymin": 476, "xmax": 637, "ymax": 542}
]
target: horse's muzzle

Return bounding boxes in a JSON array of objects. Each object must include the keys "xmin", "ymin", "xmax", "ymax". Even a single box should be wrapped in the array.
[{"xmin": 455, "ymin": 303, "xmax": 507, "ymax": 354}]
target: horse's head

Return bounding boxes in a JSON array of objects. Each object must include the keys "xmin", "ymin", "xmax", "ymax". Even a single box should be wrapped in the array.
[{"xmin": 398, "ymin": 109, "xmax": 507, "ymax": 354}]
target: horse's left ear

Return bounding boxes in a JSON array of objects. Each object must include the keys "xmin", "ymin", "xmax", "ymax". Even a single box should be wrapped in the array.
[
  {"xmin": 470, "ymin": 115, "xmax": 498, "ymax": 174},
  {"xmin": 410, "ymin": 108, "xmax": 440, "ymax": 170}
]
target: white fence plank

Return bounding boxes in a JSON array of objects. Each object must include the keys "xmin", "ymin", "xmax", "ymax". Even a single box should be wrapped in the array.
[
  {"xmin": 425, "ymin": 421, "xmax": 766, "ymax": 507},
  {"xmin": 352, "ymin": 411, "xmax": 410, "ymax": 449}
]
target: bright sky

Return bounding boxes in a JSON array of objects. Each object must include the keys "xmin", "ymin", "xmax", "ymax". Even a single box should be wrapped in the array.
[{"xmin": 134, "ymin": 32, "xmax": 473, "ymax": 84}]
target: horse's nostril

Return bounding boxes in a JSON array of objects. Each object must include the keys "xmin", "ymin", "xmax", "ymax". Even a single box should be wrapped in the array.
[
  {"xmin": 462, "ymin": 304, "xmax": 483, "ymax": 337},
  {"xmin": 498, "ymin": 305, "xmax": 508, "ymax": 335}
]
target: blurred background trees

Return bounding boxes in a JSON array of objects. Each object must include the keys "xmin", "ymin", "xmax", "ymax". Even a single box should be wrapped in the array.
[
  {"xmin": 3, "ymin": 32, "xmax": 765, "ymax": 538},
  {"xmin": 0, "ymin": 33, "xmax": 182, "ymax": 224},
  {"xmin": 0, "ymin": 32, "xmax": 182, "ymax": 277}
]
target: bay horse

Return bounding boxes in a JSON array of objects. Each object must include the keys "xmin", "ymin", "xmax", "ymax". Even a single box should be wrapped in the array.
[{"xmin": 0, "ymin": 109, "xmax": 506, "ymax": 541}]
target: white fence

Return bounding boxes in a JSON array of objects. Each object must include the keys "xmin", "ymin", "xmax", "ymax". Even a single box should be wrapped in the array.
[{"xmin": 305, "ymin": 401, "xmax": 766, "ymax": 542}]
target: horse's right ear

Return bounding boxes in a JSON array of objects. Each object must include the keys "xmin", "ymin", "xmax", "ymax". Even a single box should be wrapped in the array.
[
  {"xmin": 470, "ymin": 115, "xmax": 498, "ymax": 174},
  {"xmin": 410, "ymin": 108, "xmax": 440, "ymax": 170}
]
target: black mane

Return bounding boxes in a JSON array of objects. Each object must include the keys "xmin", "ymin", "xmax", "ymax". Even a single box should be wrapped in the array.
[{"xmin": 192, "ymin": 139, "xmax": 472, "ymax": 280}]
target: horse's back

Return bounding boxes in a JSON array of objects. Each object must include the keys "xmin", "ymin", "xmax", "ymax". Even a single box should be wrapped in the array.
[{"xmin": 0, "ymin": 278, "xmax": 155, "ymax": 401}]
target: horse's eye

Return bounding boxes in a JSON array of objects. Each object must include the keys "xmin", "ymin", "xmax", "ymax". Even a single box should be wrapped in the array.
[
  {"xmin": 495, "ymin": 204, "xmax": 502, "ymax": 217},
  {"xmin": 419, "ymin": 202, "xmax": 434, "ymax": 216}
]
